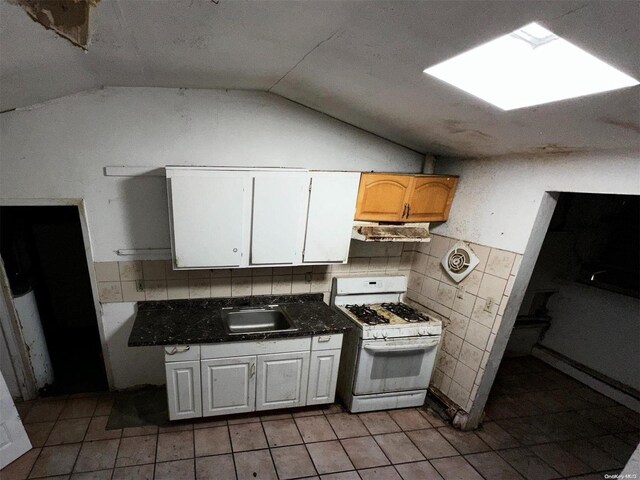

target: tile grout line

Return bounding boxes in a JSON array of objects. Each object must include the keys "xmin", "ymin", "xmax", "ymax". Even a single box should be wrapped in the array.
[
  {"xmin": 258, "ymin": 419, "xmax": 281, "ymax": 480},
  {"xmin": 25, "ymin": 396, "xmax": 70, "ymax": 479}
]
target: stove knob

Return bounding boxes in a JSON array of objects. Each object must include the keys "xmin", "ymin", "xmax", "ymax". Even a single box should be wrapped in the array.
[
  {"xmin": 382, "ymin": 332, "xmax": 388, "ymax": 339},
  {"xmin": 372, "ymin": 332, "xmax": 379, "ymax": 339},
  {"xmin": 419, "ymin": 329, "xmax": 427, "ymax": 336}
]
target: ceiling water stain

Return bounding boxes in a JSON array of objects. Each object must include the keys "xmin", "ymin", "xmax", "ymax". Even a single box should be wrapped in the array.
[
  {"xmin": 599, "ymin": 117, "xmax": 640, "ymax": 134},
  {"xmin": 9, "ymin": 0, "xmax": 100, "ymax": 50}
]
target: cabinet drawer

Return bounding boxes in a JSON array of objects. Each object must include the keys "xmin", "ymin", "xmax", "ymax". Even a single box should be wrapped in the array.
[
  {"xmin": 164, "ymin": 345, "xmax": 200, "ymax": 362},
  {"xmin": 201, "ymin": 337, "xmax": 312, "ymax": 359},
  {"xmin": 312, "ymin": 334, "xmax": 343, "ymax": 351}
]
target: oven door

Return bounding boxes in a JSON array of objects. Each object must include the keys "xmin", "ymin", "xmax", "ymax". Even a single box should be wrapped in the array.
[{"xmin": 352, "ymin": 336, "xmax": 440, "ymax": 395}]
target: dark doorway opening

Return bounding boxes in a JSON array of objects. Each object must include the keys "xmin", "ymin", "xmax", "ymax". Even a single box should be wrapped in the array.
[
  {"xmin": 481, "ymin": 193, "xmax": 639, "ymax": 475},
  {"xmin": 0, "ymin": 206, "xmax": 108, "ymax": 395}
]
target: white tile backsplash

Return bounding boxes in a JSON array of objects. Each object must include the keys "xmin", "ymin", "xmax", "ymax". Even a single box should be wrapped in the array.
[
  {"xmin": 95, "ymin": 262, "xmax": 120, "ymax": 282},
  {"xmin": 189, "ymin": 278, "xmax": 210, "ymax": 298},
  {"xmin": 465, "ymin": 321, "xmax": 491, "ymax": 350},
  {"xmin": 95, "ymin": 244, "xmax": 405, "ymax": 306},
  {"xmin": 272, "ymin": 274, "xmax": 292, "ymax": 294},
  {"xmin": 435, "ymin": 282, "xmax": 456, "ymax": 309},
  {"xmin": 145, "ymin": 280, "xmax": 168, "ymax": 301},
  {"xmin": 429, "ymin": 235, "xmax": 451, "ymax": 259},
  {"xmin": 231, "ymin": 277, "xmax": 252, "ymax": 297},
  {"xmin": 251, "ymin": 276, "xmax": 272, "ymax": 295},
  {"xmin": 121, "ymin": 280, "xmax": 145, "ymax": 302},
  {"xmin": 453, "ymin": 361, "xmax": 476, "ymax": 391},
  {"xmin": 470, "ymin": 296, "xmax": 498, "ymax": 328},
  {"xmin": 211, "ymin": 278, "xmax": 232, "ymax": 297},
  {"xmin": 452, "ymin": 290, "xmax": 475, "ymax": 317},
  {"xmin": 477, "ymin": 273, "xmax": 508, "ymax": 301},
  {"xmin": 485, "ymin": 249, "xmax": 516, "ymax": 279},
  {"xmin": 118, "ymin": 261, "xmax": 143, "ymax": 281},
  {"xmin": 469, "ymin": 243, "xmax": 490, "ymax": 272},
  {"xmin": 98, "ymin": 281, "xmax": 122, "ymax": 303},
  {"xmin": 189, "ymin": 269, "xmax": 210, "ymax": 279},
  {"xmin": 142, "ymin": 261, "xmax": 166, "ymax": 280},
  {"xmin": 291, "ymin": 274, "xmax": 311, "ymax": 294},
  {"xmin": 167, "ymin": 279, "xmax": 189, "ymax": 299}
]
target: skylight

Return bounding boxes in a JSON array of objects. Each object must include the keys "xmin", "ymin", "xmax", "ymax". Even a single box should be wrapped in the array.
[{"xmin": 424, "ymin": 22, "xmax": 639, "ymax": 110}]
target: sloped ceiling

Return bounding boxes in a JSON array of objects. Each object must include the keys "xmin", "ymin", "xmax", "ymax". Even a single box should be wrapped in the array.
[{"xmin": 1, "ymin": 0, "xmax": 638, "ymax": 158}]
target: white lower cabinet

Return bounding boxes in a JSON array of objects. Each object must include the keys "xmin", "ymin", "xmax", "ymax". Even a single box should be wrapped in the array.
[
  {"xmin": 201, "ymin": 356, "xmax": 256, "ymax": 416},
  {"xmin": 256, "ymin": 351, "xmax": 309, "ymax": 411},
  {"xmin": 307, "ymin": 349, "xmax": 342, "ymax": 405},
  {"xmin": 165, "ymin": 334, "xmax": 343, "ymax": 420},
  {"xmin": 165, "ymin": 360, "xmax": 202, "ymax": 420}
]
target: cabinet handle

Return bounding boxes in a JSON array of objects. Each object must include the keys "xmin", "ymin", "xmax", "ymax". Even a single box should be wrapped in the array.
[
  {"xmin": 318, "ymin": 336, "xmax": 331, "ymax": 343},
  {"xmin": 402, "ymin": 203, "xmax": 408, "ymax": 218},
  {"xmin": 406, "ymin": 204, "xmax": 411, "ymax": 218},
  {"xmin": 250, "ymin": 363, "xmax": 256, "ymax": 378},
  {"xmin": 165, "ymin": 345, "xmax": 190, "ymax": 355}
]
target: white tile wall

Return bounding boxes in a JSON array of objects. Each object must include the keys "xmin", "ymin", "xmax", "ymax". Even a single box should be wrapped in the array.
[
  {"xmin": 405, "ymin": 234, "xmax": 522, "ymax": 414},
  {"xmin": 94, "ymin": 242, "xmax": 413, "ymax": 305}
]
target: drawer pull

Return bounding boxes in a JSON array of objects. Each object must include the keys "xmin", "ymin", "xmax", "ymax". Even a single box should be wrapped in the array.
[
  {"xmin": 165, "ymin": 345, "xmax": 190, "ymax": 355},
  {"xmin": 317, "ymin": 336, "xmax": 331, "ymax": 343}
]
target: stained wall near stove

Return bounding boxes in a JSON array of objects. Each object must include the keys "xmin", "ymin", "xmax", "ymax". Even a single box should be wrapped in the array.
[{"xmin": 405, "ymin": 235, "xmax": 522, "ymax": 413}]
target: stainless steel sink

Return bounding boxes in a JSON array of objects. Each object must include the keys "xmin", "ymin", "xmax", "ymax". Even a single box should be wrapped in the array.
[{"xmin": 221, "ymin": 305, "xmax": 297, "ymax": 334}]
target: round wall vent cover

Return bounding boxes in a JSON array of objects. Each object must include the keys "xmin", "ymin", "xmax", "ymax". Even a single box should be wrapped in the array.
[{"xmin": 441, "ymin": 241, "xmax": 480, "ymax": 283}]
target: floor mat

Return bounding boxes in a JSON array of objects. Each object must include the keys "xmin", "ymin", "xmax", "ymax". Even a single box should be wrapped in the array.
[{"xmin": 106, "ymin": 386, "xmax": 169, "ymax": 429}]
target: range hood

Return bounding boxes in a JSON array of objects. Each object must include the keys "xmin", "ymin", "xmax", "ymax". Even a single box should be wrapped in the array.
[{"xmin": 351, "ymin": 221, "xmax": 431, "ymax": 242}]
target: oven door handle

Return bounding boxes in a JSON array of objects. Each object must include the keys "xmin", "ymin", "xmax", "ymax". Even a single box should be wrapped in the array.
[{"xmin": 363, "ymin": 338, "xmax": 439, "ymax": 352}]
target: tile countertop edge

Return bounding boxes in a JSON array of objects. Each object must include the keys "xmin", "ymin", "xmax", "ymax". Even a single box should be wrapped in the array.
[{"xmin": 127, "ymin": 293, "xmax": 353, "ymax": 347}]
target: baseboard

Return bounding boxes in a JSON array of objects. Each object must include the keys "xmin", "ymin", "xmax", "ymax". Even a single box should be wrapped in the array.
[{"xmin": 531, "ymin": 345, "xmax": 640, "ymax": 413}]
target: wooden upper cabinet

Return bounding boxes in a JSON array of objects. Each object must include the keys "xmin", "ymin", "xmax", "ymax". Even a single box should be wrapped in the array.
[
  {"xmin": 355, "ymin": 173, "xmax": 458, "ymax": 222},
  {"xmin": 354, "ymin": 174, "xmax": 413, "ymax": 222},
  {"xmin": 405, "ymin": 176, "xmax": 458, "ymax": 221}
]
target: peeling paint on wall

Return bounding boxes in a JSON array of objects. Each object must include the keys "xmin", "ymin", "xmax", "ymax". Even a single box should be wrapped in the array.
[{"xmin": 9, "ymin": 0, "xmax": 99, "ymax": 49}]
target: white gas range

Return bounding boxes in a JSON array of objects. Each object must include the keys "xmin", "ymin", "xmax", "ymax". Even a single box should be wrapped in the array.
[{"xmin": 332, "ymin": 276, "xmax": 442, "ymax": 413}]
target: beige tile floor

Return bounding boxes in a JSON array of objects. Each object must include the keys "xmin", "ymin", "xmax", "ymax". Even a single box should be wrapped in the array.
[{"xmin": 2, "ymin": 356, "xmax": 638, "ymax": 480}]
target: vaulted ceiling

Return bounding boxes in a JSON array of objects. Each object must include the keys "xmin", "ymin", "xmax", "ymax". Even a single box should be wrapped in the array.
[{"xmin": 1, "ymin": 0, "xmax": 638, "ymax": 158}]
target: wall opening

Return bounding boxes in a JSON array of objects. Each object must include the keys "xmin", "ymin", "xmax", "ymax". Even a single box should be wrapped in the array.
[
  {"xmin": 482, "ymin": 192, "xmax": 639, "ymax": 464},
  {"xmin": 0, "ymin": 206, "xmax": 108, "ymax": 395}
]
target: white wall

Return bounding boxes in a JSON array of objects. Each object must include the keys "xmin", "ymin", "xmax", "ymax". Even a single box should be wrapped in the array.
[
  {"xmin": 541, "ymin": 283, "xmax": 639, "ymax": 391},
  {"xmin": 0, "ymin": 87, "xmax": 422, "ymax": 262},
  {"xmin": 0, "ymin": 87, "xmax": 422, "ymax": 390},
  {"xmin": 434, "ymin": 154, "xmax": 640, "ymax": 253}
]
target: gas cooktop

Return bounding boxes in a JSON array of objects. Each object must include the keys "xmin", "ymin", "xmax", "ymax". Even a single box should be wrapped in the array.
[{"xmin": 344, "ymin": 302, "xmax": 432, "ymax": 326}]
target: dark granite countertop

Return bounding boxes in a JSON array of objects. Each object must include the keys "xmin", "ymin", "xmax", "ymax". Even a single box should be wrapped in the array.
[{"xmin": 128, "ymin": 293, "xmax": 353, "ymax": 347}]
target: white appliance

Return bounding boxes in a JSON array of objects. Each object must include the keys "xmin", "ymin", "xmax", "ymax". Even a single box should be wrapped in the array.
[{"xmin": 332, "ymin": 276, "xmax": 442, "ymax": 412}]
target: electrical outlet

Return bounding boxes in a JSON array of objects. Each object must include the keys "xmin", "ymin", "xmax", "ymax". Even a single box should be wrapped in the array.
[
  {"xmin": 456, "ymin": 285, "xmax": 466, "ymax": 299},
  {"xmin": 483, "ymin": 297, "xmax": 494, "ymax": 312},
  {"xmin": 136, "ymin": 280, "xmax": 145, "ymax": 292}
]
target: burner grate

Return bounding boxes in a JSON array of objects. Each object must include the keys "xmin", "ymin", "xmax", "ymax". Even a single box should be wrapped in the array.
[
  {"xmin": 380, "ymin": 302, "xmax": 428, "ymax": 323},
  {"xmin": 345, "ymin": 304, "xmax": 389, "ymax": 325}
]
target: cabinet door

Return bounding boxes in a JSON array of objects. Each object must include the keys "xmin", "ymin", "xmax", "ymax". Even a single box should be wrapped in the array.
[
  {"xmin": 256, "ymin": 351, "xmax": 309, "ymax": 411},
  {"xmin": 168, "ymin": 173, "xmax": 250, "ymax": 268},
  {"xmin": 304, "ymin": 172, "xmax": 360, "ymax": 263},
  {"xmin": 406, "ymin": 176, "xmax": 458, "ymax": 222},
  {"xmin": 306, "ymin": 349, "xmax": 342, "ymax": 405},
  {"xmin": 201, "ymin": 356, "xmax": 256, "ymax": 416},
  {"xmin": 165, "ymin": 360, "xmax": 202, "ymax": 420},
  {"xmin": 251, "ymin": 173, "xmax": 309, "ymax": 265},
  {"xmin": 355, "ymin": 173, "xmax": 412, "ymax": 222}
]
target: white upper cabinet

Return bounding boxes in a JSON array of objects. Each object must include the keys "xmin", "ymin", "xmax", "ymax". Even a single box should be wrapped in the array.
[
  {"xmin": 251, "ymin": 172, "xmax": 309, "ymax": 265},
  {"xmin": 168, "ymin": 170, "xmax": 251, "ymax": 268},
  {"xmin": 166, "ymin": 167, "xmax": 360, "ymax": 269},
  {"xmin": 304, "ymin": 172, "xmax": 360, "ymax": 263}
]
